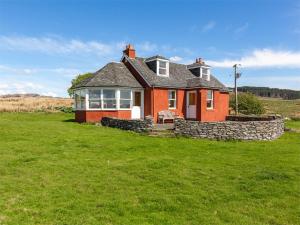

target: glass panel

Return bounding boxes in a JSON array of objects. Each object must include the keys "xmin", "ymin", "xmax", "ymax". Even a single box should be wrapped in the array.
[
  {"xmin": 169, "ymin": 100, "xmax": 176, "ymax": 108},
  {"xmin": 120, "ymin": 90, "xmax": 131, "ymax": 99},
  {"xmin": 159, "ymin": 61, "xmax": 167, "ymax": 68},
  {"xmin": 159, "ymin": 68, "xmax": 166, "ymax": 75},
  {"xmin": 89, "ymin": 90, "xmax": 101, "ymax": 99},
  {"xmin": 134, "ymin": 92, "xmax": 141, "ymax": 106},
  {"xmin": 103, "ymin": 99, "xmax": 116, "ymax": 109},
  {"xmin": 189, "ymin": 92, "xmax": 196, "ymax": 105},
  {"xmin": 103, "ymin": 89, "xmax": 115, "ymax": 99},
  {"xmin": 202, "ymin": 68, "xmax": 209, "ymax": 75},
  {"xmin": 207, "ymin": 90, "xmax": 213, "ymax": 100},
  {"xmin": 81, "ymin": 100, "xmax": 86, "ymax": 109},
  {"xmin": 120, "ymin": 99, "xmax": 131, "ymax": 109},
  {"xmin": 168, "ymin": 90, "xmax": 176, "ymax": 99},
  {"xmin": 89, "ymin": 100, "xmax": 101, "ymax": 109},
  {"xmin": 207, "ymin": 100, "xmax": 212, "ymax": 108}
]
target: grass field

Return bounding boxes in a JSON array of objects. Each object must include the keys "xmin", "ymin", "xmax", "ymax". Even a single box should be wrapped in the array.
[
  {"xmin": 259, "ymin": 97, "xmax": 300, "ymax": 118},
  {"xmin": 0, "ymin": 113, "xmax": 299, "ymax": 225},
  {"xmin": 0, "ymin": 97, "xmax": 73, "ymax": 112}
]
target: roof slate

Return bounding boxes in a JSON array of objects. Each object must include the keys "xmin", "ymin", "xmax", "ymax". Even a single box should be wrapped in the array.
[
  {"xmin": 74, "ymin": 56, "xmax": 228, "ymax": 91},
  {"xmin": 74, "ymin": 62, "xmax": 142, "ymax": 88}
]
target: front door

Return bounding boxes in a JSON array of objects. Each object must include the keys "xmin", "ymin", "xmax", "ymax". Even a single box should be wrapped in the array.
[
  {"xmin": 187, "ymin": 91, "xmax": 196, "ymax": 119},
  {"xmin": 132, "ymin": 91, "xmax": 142, "ymax": 119}
]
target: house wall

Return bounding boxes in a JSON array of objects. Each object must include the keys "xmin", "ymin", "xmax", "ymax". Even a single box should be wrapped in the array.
[
  {"xmin": 75, "ymin": 110, "xmax": 131, "ymax": 123},
  {"xmin": 151, "ymin": 88, "xmax": 185, "ymax": 122},
  {"xmin": 197, "ymin": 89, "xmax": 229, "ymax": 122}
]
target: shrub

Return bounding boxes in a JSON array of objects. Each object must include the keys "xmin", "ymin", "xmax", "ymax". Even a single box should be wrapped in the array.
[
  {"xmin": 55, "ymin": 106, "xmax": 74, "ymax": 113},
  {"xmin": 230, "ymin": 92, "xmax": 265, "ymax": 115}
]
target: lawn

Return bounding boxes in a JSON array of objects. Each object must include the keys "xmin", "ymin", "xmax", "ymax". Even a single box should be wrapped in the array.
[{"xmin": 0, "ymin": 113, "xmax": 299, "ymax": 225}]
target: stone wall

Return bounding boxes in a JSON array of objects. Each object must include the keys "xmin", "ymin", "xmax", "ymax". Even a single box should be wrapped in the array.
[
  {"xmin": 101, "ymin": 116, "xmax": 154, "ymax": 133},
  {"xmin": 174, "ymin": 118, "xmax": 284, "ymax": 140}
]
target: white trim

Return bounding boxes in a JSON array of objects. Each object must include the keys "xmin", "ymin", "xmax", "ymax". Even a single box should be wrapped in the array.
[
  {"xmin": 168, "ymin": 90, "xmax": 176, "ymax": 109},
  {"xmin": 187, "ymin": 65, "xmax": 211, "ymax": 70},
  {"xmin": 156, "ymin": 60, "xmax": 169, "ymax": 77},
  {"xmin": 206, "ymin": 90, "xmax": 214, "ymax": 110},
  {"xmin": 201, "ymin": 67, "xmax": 211, "ymax": 81},
  {"xmin": 145, "ymin": 57, "xmax": 169, "ymax": 63}
]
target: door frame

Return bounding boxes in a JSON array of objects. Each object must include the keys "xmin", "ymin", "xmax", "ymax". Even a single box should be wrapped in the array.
[
  {"xmin": 132, "ymin": 89, "xmax": 144, "ymax": 119},
  {"xmin": 186, "ymin": 90, "xmax": 196, "ymax": 119}
]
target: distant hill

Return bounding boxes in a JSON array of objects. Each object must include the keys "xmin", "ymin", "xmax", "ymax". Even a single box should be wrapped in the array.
[{"xmin": 234, "ymin": 86, "xmax": 300, "ymax": 100}]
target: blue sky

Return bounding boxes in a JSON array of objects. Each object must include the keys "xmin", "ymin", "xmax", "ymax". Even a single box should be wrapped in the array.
[{"xmin": 0, "ymin": 0, "xmax": 299, "ymax": 97}]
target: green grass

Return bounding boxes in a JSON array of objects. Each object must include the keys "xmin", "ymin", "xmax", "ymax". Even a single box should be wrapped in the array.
[
  {"xmin": 259, "ymin": 97, "xmax": 300, "ymax": 117},
  {"xmin": 0, "ymin": 113, "xmax": 299, "ymax": 225},
  {"xmin": 285, "ymin": 120, "xmax": 300, "ymax": 132}
]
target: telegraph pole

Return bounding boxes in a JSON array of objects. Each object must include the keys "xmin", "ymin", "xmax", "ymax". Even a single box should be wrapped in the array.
[{"xmin": 233, "ymin": 64, "xmax": 241, "ymax": 115}]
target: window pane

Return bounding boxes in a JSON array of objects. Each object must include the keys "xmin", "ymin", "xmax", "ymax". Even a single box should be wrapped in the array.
[
  {"xmin": 207, "ymin": 100, "xmax": 212, "ymax": 108},
  {"xmin": 207, "ymin": 90, "xmax": 213, "ymax": 99},
  {"xmin": 169, "ymin": 100, "xmax": 176, "ymax": 108},
  {"xmin": 159, "ymin": 68, "xmax": 166, "ymax": 75},
  {"xmin": 169, "ymin": 90, "xmax": 175, "ymax": 99},
  {"xmin": 120, "ymin": 99, "xmax": 131, "ymax": 109},
  {"xmin": 189, "ymin": 92, "xmax": 196, "ymax": 105},
  {"xmin": 103, "ymin": 99, "xmax": 116, "ymax": 109},
  {"xmin": 89, "ymin": 90, "xmax": 101, "ymax": 99},
  {"xmin": 80, "ymin": 91, "xmax": 86, "ymax": 100},
  {"xmin": 89, "ymin": 101, "xmax": 101, "ymax": 109},
  {"xmin": 202, "ymin": 68, "xmax": 209, "ymax": 75},
  {"xmin": 103, "ymin": 89, "xmax": 115, "ymax": 99},
  {"xmin": 159, "ymin": 61, "xmax": 167, "ymax": 68},
  {"xmin": 120, "ymin": 90, "xmax": 131, "ymax": 99},
  {"xmin": 81, "ymin": 100, "xmax": 86, "ymax": 109}
]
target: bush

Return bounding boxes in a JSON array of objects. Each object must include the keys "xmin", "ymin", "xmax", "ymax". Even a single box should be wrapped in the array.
[
  {"xmin": 230, "ymin": 92, "xmax": 265, "ymax": 115},
  {"xmin": 55, "ymin": 106, "xmax": 74, "ymax": 113}
]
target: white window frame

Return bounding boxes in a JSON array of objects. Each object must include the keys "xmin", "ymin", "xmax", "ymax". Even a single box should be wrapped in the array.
[
  {"xmin": 88, "ymin": 89, "xmax": 102, "ymax": 109},
  {"xmin": 168, "ymin": 90, "xmax": 176, "ymax": 109},
  {"xmin": 156, "ymin": 59, "xmax": 169, "ymax": 77},
  {"xmin": 206, "ymin": 90, "xmax": 214, "ymax": 110},
  {"xmin": 102, "ymin": 89, "xmax": 117, "ymax": 110},
  {"xmin": 119, "ymin": 89, "xmax": 132, "ymax": 109},
  {"xmin": 201, "ymin": 67, "xmax": 210, "ymax": 81},
  {"xmin": 74, "ymin": 89, "xmax": 87, "ymax": 110}
]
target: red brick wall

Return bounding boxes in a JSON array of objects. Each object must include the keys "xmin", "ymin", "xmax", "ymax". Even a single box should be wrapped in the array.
[
  {"xmin": 75, "ymin": 110, "xmax": 131, "ymax": 123},
  {"xmin": 197, "ymin": 89, "xmax": 229, "ymax": 121}
]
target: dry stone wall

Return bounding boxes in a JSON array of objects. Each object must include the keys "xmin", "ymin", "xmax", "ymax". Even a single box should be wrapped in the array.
[
  {"xmin": 174, "ymin": 118, "xmax": 284, "ymax": 140},
  {"xmin": 101, "ymin": 116, "xmax": 154, "ymax": 133}
]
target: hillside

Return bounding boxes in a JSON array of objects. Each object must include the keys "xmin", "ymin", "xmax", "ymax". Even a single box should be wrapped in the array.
[
  {"xmin": 0, "ymin": 94, "xmax": 73, "ymax": 112},
  {"xmin": 236, "ymin": 86, "xmax": 300, "ymax": 100}
]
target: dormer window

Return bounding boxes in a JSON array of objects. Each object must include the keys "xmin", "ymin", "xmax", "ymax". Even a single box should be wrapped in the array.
[
  {"xmin": 145, "ymin": 55, "xmax": 169, "ymax": 77},
  {"xmin": 187, "ymin": 58, "xmax": 211, "ymax": 81},
  {"xmin": 157, "ymin": 60, "xmax": 169, "ymax": 76},
  {"xmin": 201, "ymin": 67, "xmax": 210, "ymax": 81}
]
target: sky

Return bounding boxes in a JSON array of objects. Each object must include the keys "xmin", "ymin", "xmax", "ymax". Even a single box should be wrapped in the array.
[{"xmin": 0, "ymin": 0, "xmax": 300, "ymax": 97}]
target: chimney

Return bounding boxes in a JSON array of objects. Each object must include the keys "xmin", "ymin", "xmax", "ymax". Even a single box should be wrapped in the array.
[{"xmin": 123, "ymin": 44, "xmax": 136, "ymax": 58}]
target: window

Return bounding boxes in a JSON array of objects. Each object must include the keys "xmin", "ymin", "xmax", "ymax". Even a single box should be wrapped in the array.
[
  {"xmin": 157, "ymin": 60, "xmax": 169, "ymax": 76},
  {"xmin": 120, "ymin": 90, "xmax": 131, "ymax": 109},
  {"xmin": 168, "ymin": 90, "xmax": 176, "ymax": 109},
  {"xmin": 89, "ymin": 90, "xmax": 101, "ymax": 109},
  {"xmin": 80, "ymin": 90, "xmax": 86, "ymax": 109},
  {"xmin": 103, "ymin": 89, "xmax": 116, "ymax": 109},
  {"xmin": 75, "ymin": 91, "xmax": 80, "ymax": 109},
  {"xmin": 206, "ymin": 90, "xmax": 214, "ymax": 109},
  {"xmin": 201, "ymin": 67, "xmax": 210, "ymax": 81}
]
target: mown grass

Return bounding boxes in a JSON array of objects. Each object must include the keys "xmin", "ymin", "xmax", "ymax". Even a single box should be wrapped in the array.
[{"xmin": 0, "ymin": 113, "xmax": 299, "ymax": 225}]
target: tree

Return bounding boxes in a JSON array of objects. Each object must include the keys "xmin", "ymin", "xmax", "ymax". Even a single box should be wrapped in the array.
[
  {"xmin": 67, "ymin": 73, "xmax": 93, "ymax": 97},
  {"xmin": 230, "ymin": 92, "xmax": 265, "ymax": 115}
]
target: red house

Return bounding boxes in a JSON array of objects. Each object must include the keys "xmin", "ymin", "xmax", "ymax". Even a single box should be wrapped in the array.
[{"xmin": 74, "ymin": 44, "xmax": 229, "ymax": 123}]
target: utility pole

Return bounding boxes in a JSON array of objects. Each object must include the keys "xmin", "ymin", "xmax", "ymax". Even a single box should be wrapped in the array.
[{"xmin": 233, "ymin": 64, "xmax": 241, "ymax": 115}]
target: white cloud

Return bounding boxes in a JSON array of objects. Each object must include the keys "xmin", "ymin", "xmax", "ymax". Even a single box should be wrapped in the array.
[
  {"xmin": 207, "ymin": 49, "xmax": 300, "ymax": 68},
  {"xmin": 169, "ymin": 56, "xmax": 183, "ymax": 62},
  {"xmin": 0, "ymin": 82, "xmax": 45, "ymax": 95},
  {"xmin": 137, "ymin": 42, "xmax": 158, "ymax": 52},
  {"xmin": 0, "ymin": 64, "xmax": 81, "ymax": 77},
  {"xmin": 202, "ymin": 21, "xmax": 216, "ymax": 32},
  {"xmin": 0, "ymin": 35, "xmax": 124, "ymax": 56}
]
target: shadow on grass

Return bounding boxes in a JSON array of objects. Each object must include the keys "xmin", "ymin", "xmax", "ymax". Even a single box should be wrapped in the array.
[{"xmin": 62, "ymin": 119, "xmax": 76, "ymax": 122}]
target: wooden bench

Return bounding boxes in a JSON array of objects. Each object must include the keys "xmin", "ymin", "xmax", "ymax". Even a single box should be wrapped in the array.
[{"xmin": 158, "ymin": 110, "xmax": 177, "ymax": 124}]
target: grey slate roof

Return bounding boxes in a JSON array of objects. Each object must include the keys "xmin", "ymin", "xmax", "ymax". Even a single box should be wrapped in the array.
[
  {"xmin": 74, "ymin": 56, "xmax": 228, "ymax": 92},
  {"xmin": 128, "ymin": 57, "xmax": 228, "ymax": 91},
  {"xmin": 74, "ymin": 62, "xmax": 142, "ymax": 88}
]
